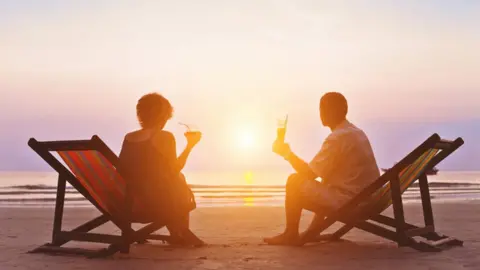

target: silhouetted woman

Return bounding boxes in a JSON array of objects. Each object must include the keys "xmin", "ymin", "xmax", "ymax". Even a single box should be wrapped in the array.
[{"xmin": 118, "ymin": 92, "xmax": 204, "ymax": 246}]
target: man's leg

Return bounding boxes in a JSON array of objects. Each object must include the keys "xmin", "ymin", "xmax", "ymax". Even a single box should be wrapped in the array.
[
  {"xmin": 264, "ymin": 173, "xmax": 304, "ymax": 245},
  {"xmin": 298, "ymin": 185, "xmax": 338, "ymax": 243},
  {"xmin": 284, "ymin": 173, "xmax": 304, "ymax": 235},
  {"xmin": 305, "ymin": 214, "xmax": 325, "ymax": 232}
]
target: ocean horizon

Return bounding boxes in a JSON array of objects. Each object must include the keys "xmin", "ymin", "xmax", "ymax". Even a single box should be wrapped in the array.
[{"xmin": 1, "ymin": 170, "xmax": 479, "ymax": 208}]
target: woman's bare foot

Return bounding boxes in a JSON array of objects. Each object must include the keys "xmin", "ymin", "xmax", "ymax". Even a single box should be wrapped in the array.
[
  {"xmin": 167, "ymin": 232, "xmax": 189, "ymax": 246},
  {"xmin": 181, "ymin": 229, "xmax": 206, "ymax": 247}
]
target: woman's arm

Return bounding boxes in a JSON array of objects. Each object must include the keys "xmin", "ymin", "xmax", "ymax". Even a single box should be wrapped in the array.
[
  {"xmin": 177, "ymin": 132, "xmax": 202, "ymax": 170},
  {"xmin": 177, "ymin": 145, "xmax": 194, "ymax": 171}
]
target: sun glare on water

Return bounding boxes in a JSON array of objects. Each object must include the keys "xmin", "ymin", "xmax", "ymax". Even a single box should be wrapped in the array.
[{"xmin": 243, "ymin": 171, "xmax": 254, "ymax": 206}]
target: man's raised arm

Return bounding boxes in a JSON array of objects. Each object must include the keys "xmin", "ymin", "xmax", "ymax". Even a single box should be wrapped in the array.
[{"xmin": 272, "ymin": 136, "xmax": 338, "ymax": 182}]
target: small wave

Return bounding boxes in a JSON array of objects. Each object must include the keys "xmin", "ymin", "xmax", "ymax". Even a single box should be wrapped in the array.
[
  {"xmin": 3, "ymin": 182, "xmax": 479, "ymax": 192},
  {"xmin": 192, "ymin": 189, "xmax": 284, "ymax": 193},
  {"xmin": 0, "ymin": 191, "xmax": 79, "ymax": 195},
  {"xmin": 3, "ymin": 184, "xmax": 286, "ymax": 190},
  {"xmin": 0, "ymin": 197, "xmax": 86, "ymax": 202},
  {"xmin": 403, "ymin": 196, "xmax": 436, "ymax": 200},
  {"xmin": 410, "ymin": 182, "xmax": 480, "ymax": 188},
  {"xmin": 200, "ymin": 195, "xmax": 275, "ymax": 199},
  {"xmin": 190, "ymin": 184, "xmax": 285, "ymax": 189},
  {"xmin": 3, "ymin": 184, "xmax": 73, "ymax": 190}
]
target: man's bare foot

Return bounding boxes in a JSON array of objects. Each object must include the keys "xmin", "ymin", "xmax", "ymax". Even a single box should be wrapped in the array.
[{"xmin": 263, "ymin": 231, "xmax": 301, "ymax": 246}]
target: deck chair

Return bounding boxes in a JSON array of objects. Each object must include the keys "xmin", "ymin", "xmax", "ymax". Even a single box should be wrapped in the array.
[
  {"xmin": 27, "ymin": 135, "xmax": 191, "ymax": 257},
  {"xmin": 305, "ymin": 133, "xmax": 464, "ymax": 251}
]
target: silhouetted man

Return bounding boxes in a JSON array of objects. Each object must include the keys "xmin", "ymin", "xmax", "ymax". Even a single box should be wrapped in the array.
[{"xmin": 264, "ymin": 92, "xmax": 380, "ymax": 245}]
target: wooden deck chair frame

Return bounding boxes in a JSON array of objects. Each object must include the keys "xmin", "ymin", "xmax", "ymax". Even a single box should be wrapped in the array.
[
  {"xmin": 306, "ymin": 133, "xmax": 464, "ymax": 251},
  {"xmin": 27, "ymin": 135, "xmax": 177, "ymax": 258}
]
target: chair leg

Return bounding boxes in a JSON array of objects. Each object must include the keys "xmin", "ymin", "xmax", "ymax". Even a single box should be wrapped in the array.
[
  {"xmin": 300, "ymin": 216, "xmax": 338, "ymax": 244},
  {"xmin": 372, "ymin": 214, "xmax": 444, "ymax": 241},
  {"xmin": 331, "ymin": 224, "xmax": 354, "ymax": 240},
  {"xmin": 119, "ymin": 244, "xmax": 130, "ymax": 254},
  {"xmin": 418, "ymin": 174, "xmax": 435, "ymax": 229},
  {"xmin": 117, "ymin": 222, "xmax": 168, "ymax": 253},
  {"xmin": 30, "ymin": 245, "xmax": 116, "ymax": 258},
  {"xmin": 131, "ymin": 223, "xmax": 166, "ymax": 241},
  {"xmin": 311, "ymin": 224, "xmax": 353, "ymax": 242},
  {"xmin": 136, "ymin": 239, "xmax": 150, "ymax": 244},
  {"xmin": 390, "ymin": 176, "xmax": 409, "ymax": 246},
  {"xmin": 51, "ymin": 215, "xmax": 110, "ymax": 247},
  {"xmin": 51, "ymin": 174, "xmax": 66, "ymax": 245},
  {"xmin": 120, "ymin": 221, "xmax": 132, "ymax": 254}
]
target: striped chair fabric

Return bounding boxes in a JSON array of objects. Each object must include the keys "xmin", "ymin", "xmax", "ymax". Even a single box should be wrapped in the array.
[
  {"xmin": 371, "ymin": 148, "xmax": 440, "ymax": 211},
  {"xmin": 57, "ymin": 150, "xmax": 127, "ymax": 216}
]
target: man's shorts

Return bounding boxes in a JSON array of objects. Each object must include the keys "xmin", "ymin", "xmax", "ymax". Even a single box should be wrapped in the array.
[{"xmin": 299, "ymin": 178, "xmax": 348, "ymax": 210}]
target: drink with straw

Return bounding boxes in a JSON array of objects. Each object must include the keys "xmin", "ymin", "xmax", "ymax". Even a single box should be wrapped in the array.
[
  {"xmin": 276, "ymin": 115, "xmax": 288, "ymax": 143},
  {"xmin": 179, "ymin": 122, "xmax": 202, "ymax": 143}
]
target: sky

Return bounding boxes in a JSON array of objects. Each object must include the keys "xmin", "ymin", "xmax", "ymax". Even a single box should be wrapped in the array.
[{"xmin": 1, "ymin": 0, "xmax": 479, "ymax": 172}]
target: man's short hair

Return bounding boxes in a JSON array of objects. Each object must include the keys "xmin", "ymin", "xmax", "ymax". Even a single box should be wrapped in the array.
[
  {"xmin": 136, "ymin": 93, "xmax": 173, "ymax": 128},
  {"xmin": 320, "ymin": 92, "xmax": 348, "ymax": 118}
]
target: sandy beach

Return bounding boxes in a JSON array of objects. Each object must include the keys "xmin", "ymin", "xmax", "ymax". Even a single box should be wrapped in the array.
[{"xmin": 1, "ymin": 202, "xmax": 479, "ymax": 269}]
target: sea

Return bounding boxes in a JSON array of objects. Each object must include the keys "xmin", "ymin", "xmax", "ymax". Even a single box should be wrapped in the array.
[{"xmin": 0, "ymin": 171, "xmax": 479, "ymax": 208}]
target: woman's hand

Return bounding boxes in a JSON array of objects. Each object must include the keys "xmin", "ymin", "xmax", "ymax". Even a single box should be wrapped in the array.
[
  {"xmin": 177, "ymin": 133, "xmax": 201, "ymax": 172},
  {"xmin": 185, "ymin": 131, "xmax": 202, "ymax": 148}
]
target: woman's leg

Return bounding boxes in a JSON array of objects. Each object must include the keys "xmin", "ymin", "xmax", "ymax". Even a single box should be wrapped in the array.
[
  {"xmin": 166, "ymin": 213, "xmax": 204, "ymax": 246},
  {"xmin": 166, "ymin": 173, "xmax": 204, "ymax": 246},
  {"xmin": 166, "ymin": 215, "xmax": 188, "ymax": 236}
]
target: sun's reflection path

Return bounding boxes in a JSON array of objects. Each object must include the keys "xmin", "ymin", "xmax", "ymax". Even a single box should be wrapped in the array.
[{"xmin": 243, "ymin": 171, "xmax": 254, "ymax": 206}]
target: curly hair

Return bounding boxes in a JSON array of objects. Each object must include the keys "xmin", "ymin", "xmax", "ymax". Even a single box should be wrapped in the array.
[{"xmin": 136, "ymin": 93, "xmax": 173, "ymax": 128}]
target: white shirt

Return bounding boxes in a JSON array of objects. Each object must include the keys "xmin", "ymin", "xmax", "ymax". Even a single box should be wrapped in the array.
[{"xmin": 309, "ymin": 120, "xmax": 380, "ymax": 204}]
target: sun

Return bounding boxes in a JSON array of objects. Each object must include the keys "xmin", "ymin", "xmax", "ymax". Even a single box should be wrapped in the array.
[{"xmin": 237, "ymin": 130, "xmax": 256, "ymax": 149}]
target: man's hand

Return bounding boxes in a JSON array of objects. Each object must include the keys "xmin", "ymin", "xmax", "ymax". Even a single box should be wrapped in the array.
[
  {"xmin": 185, "ymin": 131, "xmax": 202, "ymax": 148},
  {"xmin": 273, "ymin": 140, "xmax": 317, "ymax": 179},
  {"xmin": 272, "ymin": 140, "xmax": 292, "ymax": 159}
]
